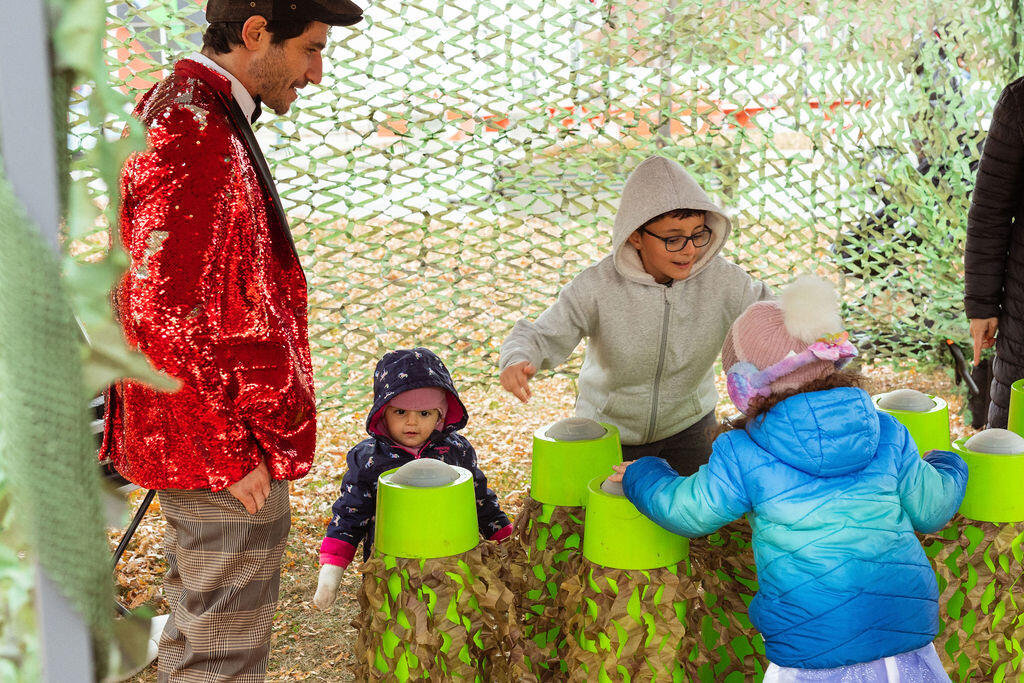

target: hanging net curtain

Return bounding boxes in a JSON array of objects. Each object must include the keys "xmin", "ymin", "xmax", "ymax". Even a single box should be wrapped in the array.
[{"xmin": 78, "ymin": 0, "xmax": 1020, "ymax": 413}]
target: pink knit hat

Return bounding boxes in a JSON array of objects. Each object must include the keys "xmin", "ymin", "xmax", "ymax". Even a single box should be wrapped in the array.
[
  {"xmin": 722, "ymin": 275, "xmax": 857, "ymax": 413},
  {"xmin": 388, "ymin": 387, "xmax": 448, "ymax": 425}
]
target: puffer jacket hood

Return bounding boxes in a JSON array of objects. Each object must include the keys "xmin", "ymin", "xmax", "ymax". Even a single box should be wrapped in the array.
[
  {"xmin": 746, "ymin": 388, "xmax": 880, "ymax": 477},
  {"xmin": 366, "ymin": 348, "xmax": 467, "ymax": 438},
  {"xmin": 612, "ymin": 155, "xmax": 732, "ymax": 284}
]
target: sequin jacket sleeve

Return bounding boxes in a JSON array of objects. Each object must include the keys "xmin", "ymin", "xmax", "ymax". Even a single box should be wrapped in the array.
[{"xmin": 105, "ymin": 61, "xmax": 316, "ymax": 491}]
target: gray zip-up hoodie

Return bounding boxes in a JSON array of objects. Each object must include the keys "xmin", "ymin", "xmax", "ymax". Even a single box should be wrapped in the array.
[{"xmin": 500, "ymin": 156, "xmax": 771, "ymax": 445}]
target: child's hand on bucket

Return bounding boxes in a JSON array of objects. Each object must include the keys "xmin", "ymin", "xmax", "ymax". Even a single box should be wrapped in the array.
[
  {"xmin": 607, "ymin": 462, "xmax": 633, "ymax": 483},
  {"xmin": 313, "ymin": 564, "xmax": 346, "ymax": 609}
]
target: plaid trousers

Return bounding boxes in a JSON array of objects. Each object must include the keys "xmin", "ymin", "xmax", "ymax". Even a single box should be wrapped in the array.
[{"xmin": 156, "ymin": 479, "xmax": 291, "ymax": 683}]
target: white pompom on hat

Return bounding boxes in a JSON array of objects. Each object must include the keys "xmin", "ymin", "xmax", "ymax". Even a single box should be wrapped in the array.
[{"xmin": 722, "ymin": 275, "xmax": 847, "ymax": 395}]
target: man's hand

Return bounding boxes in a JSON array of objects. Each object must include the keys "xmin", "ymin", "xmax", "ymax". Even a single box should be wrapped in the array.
[
  {"xmin": 969, "ymin": 317, "xmax": 998, "ymax": 365},
  {"xmin": 500, "ymin": 361, "xmax": 537, "ymax": 403},
  {"xmin": 313, "ymin": 564, "xmax": 345, "ymax": 609},
  {"xmin": 227, "ymin": 460, "xmax": 271, "ymax": 514}
]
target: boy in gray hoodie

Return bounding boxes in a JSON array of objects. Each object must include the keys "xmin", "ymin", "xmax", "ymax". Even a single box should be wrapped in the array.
[{"xmin": 499, "ymin": 155, "xmax": 771, "ymax": 475}]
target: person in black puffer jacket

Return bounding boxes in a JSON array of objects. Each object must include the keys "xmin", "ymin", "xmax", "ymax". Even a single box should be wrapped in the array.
[{"xmin": 966, "ymin": 77, "xmax": 1024, "ymax": 428}]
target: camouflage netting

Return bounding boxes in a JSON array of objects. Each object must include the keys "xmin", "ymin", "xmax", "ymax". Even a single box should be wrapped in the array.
[
  {"xmin": 684, "ymin": 519, "xmax": 765, "ymax": 680},
  {"xmin": 0, "ymin": 174, "xmax": 112, "ymax": 677},
  {"xmin": 77, "ymin": 0, "xmax": 1024, "ymax": 416},
  {"xmin": 924, "ymin": 517, "xmax": 1024, "ymax": 682},
  {"xmin": 351, "ymin": 544, "xmax": 531, "ymax": 681},
  {"xmin": 0, "ymin": 0, "xmax": 168, "ymax": 676},
  {"xmin": 557, "ymin": 519, "xmax": 764, "ymax": 681},
  {"xmin": 505, "ymin": 497, "xmax": 585, "ymax": 677},
  {"xmin": 560, "ymin": 562, "xmax": 702, "ymax": 681},
  {"xmin": 40, "ymin": 0, "xmax": 1024, "ymax": 679}
]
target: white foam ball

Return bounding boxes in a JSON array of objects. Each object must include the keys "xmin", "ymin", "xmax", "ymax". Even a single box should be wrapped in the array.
[
  {"xmin": 600, "ymin": 477, "xmax": 624, "ymax": 497},
  {"xmin": 877, "ymin": 389, "xmax": 936, "ymax": 413},
  {"xmin": 389, "ymin": 458, "xmax": 459, "ymax": 487},
  {"xmin": 964, "ymin": 428, "xmax": 1024, "ymax": 455},
  {"xmin": 545, "ymin": 417, "xmax": 607, "ymax": 442}
]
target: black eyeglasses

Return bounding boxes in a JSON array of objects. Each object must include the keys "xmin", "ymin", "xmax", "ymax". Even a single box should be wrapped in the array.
[{"xmin": 638, "ymin": 226, "xmax": 713, "ymax": 252}]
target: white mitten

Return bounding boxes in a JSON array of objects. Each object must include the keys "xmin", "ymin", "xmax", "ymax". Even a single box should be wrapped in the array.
[{"xmin": 313, "ymin": 563, "xmax": 345, "ymax": 609}]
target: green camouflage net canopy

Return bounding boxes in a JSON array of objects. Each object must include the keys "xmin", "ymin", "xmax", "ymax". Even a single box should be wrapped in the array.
[{"xmin": 75, "ymin": 0, "xmax": 1024, "ymax": 413}]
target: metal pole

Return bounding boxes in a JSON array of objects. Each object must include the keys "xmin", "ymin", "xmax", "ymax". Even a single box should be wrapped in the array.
[
  {"xmin": 0, "ymin": 0, "xmax": 60, "ymax": 251},
  {"xmin": 0, "ymin": 0, "xmax": 95, "ymax": 679}
]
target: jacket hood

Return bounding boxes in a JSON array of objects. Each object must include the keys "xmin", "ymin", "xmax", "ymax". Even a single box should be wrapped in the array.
[
  {"xmin": 612, "ymin": 155, "xmax": 732, "ymax": 284},
  {"xmin": 366, "ymin": 348, "xmax": 467, "ymax": 438},
  {"xmin": 746, "ymin": 387, "xmax": 880, "ymax": 477}
]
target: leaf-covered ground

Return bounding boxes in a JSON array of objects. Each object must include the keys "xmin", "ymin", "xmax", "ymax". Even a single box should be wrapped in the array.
[{"xmin": 119, "ymin": 361, "xmax": 975, "ymax": 681}]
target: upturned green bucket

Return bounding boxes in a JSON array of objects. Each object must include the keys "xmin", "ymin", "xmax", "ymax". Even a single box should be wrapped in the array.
[
  {"xmin": 950, "ymin": 437, "xmax": 1024, "ymax": 523},
  {"xmin": 873, "ymin": 393, "xmax": 951, "ymax": 455},
  {"xmin": 374, "ymin": 465, "xmax": 479, "ymax": 558},
  {"xmin": 530, "ymin": 422, "xmax": 622, "ymax": 506},
  {"xmin": 582, "ymin": 476, "xmax": 688, "ymax": 570},
  {"xmin": 1008, "ymin": 378, "xmax": 1024, "ymax": 437}
]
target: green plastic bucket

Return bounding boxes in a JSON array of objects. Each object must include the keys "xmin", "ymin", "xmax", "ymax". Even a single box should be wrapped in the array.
[
  {"xmin": 582, "ymin": 476, "xmax": 688, "ymax": 570},
  {"xmin": 1008, "ymin": 378, "xmax": 1024, "ymax": 437},
  {"xmin": 374, "ymin": 465, "xmax": 478, "ymax": 558},
  {"xmin": 873, "ymin": 393, "xmax": 951, "ymax": 455},
  {"xmin": 951, "ymin": 437, "xmax": 1024, "ymax": 523},
  {"xmin": 530, "ymin": 422, "xmax": 622, "ymax": 506}
]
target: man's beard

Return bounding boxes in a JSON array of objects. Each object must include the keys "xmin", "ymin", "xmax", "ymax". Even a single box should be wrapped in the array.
[{"xmin": 249, "ymin": 46, "xmax": 292, "ymax": 115}]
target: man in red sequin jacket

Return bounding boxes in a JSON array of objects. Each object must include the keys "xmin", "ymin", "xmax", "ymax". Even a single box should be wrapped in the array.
[{"xmin": 101, "ymin": 1, "xmax": 363, "ymax": 679}]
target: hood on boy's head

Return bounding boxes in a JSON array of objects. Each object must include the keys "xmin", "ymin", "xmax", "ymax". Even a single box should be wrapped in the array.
[
  {"xmin": 612, "ymin": 155, "xmax": 732, "ymax": 284},
  {"xmin": 366, "ymin": 347, "xmax": 468, "ymax": 438}
]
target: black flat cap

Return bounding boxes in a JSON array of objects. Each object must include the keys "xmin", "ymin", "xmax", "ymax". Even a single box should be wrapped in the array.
[{"xmin": 206, "ymin": 0, "xmax": 363, "ymax": 26}]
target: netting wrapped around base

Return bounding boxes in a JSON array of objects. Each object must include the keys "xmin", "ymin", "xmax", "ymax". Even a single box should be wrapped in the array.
[
  {"xmin": 351, "ymin": 543, "xmax": 530, "ymax": 681},
  {"xmin": 561, "ymin": 561, "xmax": 702, "ymax": 681},
  {"xmin": 924, "ymin": 516, "xmax": 1024, "ymax": 682},
  {"xmin": 505, "ymin": 496, "xmax": 586, "ymax": 677},
  {"xmin": 688, "ymin": 519, "xmax": 765, "ymax": 681}
]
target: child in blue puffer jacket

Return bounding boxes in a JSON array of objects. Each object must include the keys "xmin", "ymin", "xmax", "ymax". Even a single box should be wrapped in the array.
[
  {"xmin": 312, "ymin": 347, "xmax": 512, "ymax": 609},
  {"xmin": 612, "ymin": 275, "xmax": 966, "ymax": 682}
]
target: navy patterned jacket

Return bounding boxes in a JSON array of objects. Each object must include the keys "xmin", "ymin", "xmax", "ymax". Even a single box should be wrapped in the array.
[{"xmin": 319, "ymin": 348, "xmax": 512, "ymax": 567}]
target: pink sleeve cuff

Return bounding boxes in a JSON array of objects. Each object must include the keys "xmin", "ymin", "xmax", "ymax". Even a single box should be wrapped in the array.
[
  {"xmin": 488, "ymin": 524, "xmax": 513, "ymax": 543},
  {"xmin": 320, "ymin": 537, "xmax": 356, "ymax": 568}
]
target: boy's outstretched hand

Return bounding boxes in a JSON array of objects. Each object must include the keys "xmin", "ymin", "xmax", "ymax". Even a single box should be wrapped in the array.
[
  {"xmin": 607, "ymin": 462, "xmax": 633, "ymax": 483},
  {"xmin": 313, "ymin": 564, "xmax": 345, "ymax": 609},
  {"xmin": 500, "ymin": 361, "xmax": 537, "ymax": 403}
]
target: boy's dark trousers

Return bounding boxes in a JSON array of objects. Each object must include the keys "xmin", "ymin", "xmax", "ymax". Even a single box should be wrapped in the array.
[{"xmin": 620, "ymin": 411, "xmax": 717, "ymax": 476}]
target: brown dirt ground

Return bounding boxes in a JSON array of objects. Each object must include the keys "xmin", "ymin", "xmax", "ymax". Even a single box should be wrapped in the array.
[{"xmin": 118, "ymin": 361, "xmax": 975, "ymax": 681}]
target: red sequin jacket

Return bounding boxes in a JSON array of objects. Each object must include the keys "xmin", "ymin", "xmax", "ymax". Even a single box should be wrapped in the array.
[{"xmin": 101, "ymin": 59, "xmax": 316, "ymax": 491}]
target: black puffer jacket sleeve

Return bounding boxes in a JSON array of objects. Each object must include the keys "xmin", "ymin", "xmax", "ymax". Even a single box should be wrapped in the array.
[
  {"xmin": 449, "ymin": 434, "xmax": 511, "ymax": 538},
  {"xmin": 965, "ymin": 78, "xmax": 1024, "ymax": 319},
  {"xmin": 324, "ymin": 439, "xmax": 379, "ymax": 550}
]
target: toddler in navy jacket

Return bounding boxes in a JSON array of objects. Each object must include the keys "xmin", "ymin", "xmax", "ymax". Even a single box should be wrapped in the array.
[{"xmin": 313, "ymin": 347, "xmax": 512, "ymax": 608}]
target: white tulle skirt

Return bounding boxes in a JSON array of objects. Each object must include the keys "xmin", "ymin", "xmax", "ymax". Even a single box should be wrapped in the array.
[{"xmin": 763, "ymin": 643, "xmax": 950, "ymax": 683}]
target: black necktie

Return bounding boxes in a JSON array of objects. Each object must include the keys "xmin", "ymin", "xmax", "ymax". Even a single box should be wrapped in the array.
[{"xmin": 251, "ymin": 96, "xmax": 263, "ymax": 124}]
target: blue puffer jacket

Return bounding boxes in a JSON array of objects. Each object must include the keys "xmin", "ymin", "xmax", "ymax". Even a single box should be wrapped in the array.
[
  {"xmin": 622, "ymin": 386, "xmax": 968, "ymax": 669},
  {"xmin": 320, "ymin": 348, "xmax": 511, "ymax": 567}
]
